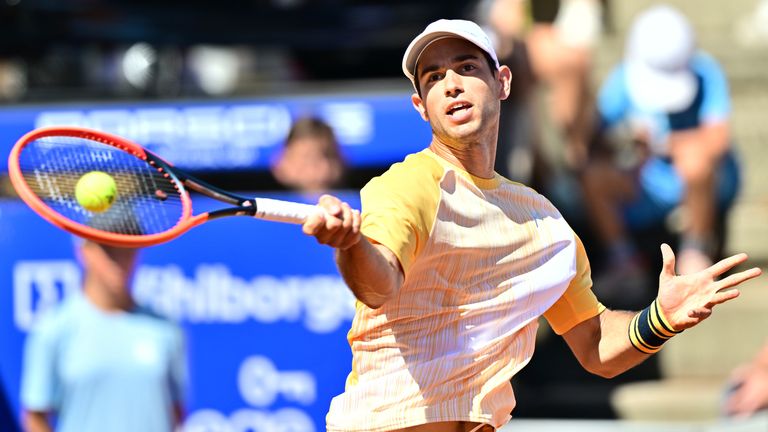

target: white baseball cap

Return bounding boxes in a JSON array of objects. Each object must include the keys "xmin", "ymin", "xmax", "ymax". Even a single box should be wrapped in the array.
[
  {"xmin": 625, "ymin": 5, "xmax": 698, "ymax": 112},
  {"xmin": 402, "ymin": 19, "xmax": 500, "ymax": 91}
]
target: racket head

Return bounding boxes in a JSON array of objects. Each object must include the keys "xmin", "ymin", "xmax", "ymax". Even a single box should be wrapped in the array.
[{"xmin": 8, "ymin": 126, "xmax": 196, "ymax": 247}]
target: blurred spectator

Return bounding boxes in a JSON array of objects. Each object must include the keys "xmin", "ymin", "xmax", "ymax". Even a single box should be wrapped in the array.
[
  {"xmin": 270, "ymin": 117, "xmax": 347, "ymax": 193},
  {"xmin": 0, "ymin": 58, "xmax": 27, "ymax": 101},
  {"xmin": 475, "ymin": 0, "xmax": 539, "ymax": 184},
  {"xmin": 581, "ymin": 5, "xmax": 740, "ymax": 305},
  {"xmin": 20, "ymin": 238, "xmax": 186, "ymax": 432},
  {"xmin": 476, "ymin": 0, "xmax": 602, "ymax": 183},
  {"xmin": 724, "ymin": 341, "xmax": 768, "ymax": 417}
]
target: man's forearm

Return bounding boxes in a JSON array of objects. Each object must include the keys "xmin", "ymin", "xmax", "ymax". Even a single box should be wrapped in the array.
[
  {"xmin": 335, "ymin": 238, "xmax": 403, "ymax": 309},
  {"xmin": 566, "ymin": 308, "xmax": 656, "ymax": 379},
  {"xmin": 595, "ymin": 309, "xmax": 653, "ymax": 377},
  {"xmin": 24, "ymin": 411, "xmax": 53, "ymax": 432}
]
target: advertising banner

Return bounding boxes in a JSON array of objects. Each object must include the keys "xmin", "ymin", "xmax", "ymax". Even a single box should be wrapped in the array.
[
  {"xmin": 0, "ymin": 191, "xmax": 360, "ymax": 432},
  {"xmin": 0, "ymin": 92, "xmax": 430, "ymax": 173}
]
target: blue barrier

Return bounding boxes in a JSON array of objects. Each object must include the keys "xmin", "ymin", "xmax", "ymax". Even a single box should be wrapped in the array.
[
  {"xmin": 0, "ymin": 191, "xmax": 361, "ymax": 432},
  {"xmin": 0, "ymin": 93, "xmax": 432, "ymax": 173}
]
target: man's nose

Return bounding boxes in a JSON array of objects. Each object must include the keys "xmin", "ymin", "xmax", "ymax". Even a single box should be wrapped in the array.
[{"xmin": 443, "ymin": 69, "xmax": 463, "ymax": 96}]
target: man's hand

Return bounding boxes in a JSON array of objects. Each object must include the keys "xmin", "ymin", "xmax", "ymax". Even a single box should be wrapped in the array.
[
  {"xmin": 724, "ymin": 362, "xmax": 768, "ymax": 417},
  {"xmin": 302, "ymin": 194, "xmax": 361, "ymax": 250},
  {"xmin": 656, "ymin": 243, "xmax": 762, "ymax": 331}
]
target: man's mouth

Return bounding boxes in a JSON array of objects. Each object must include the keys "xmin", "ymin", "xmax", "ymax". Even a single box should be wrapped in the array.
[{"xmin": 446, "ymin": 102, "xmax": 472, "ymax": 116}]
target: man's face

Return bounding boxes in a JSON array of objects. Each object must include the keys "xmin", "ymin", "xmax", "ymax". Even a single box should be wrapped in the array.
[
  {"xmin": 273, "ymin": 136, "xmax": 343, "ymax": 192},
  {"xmin": 82, "ymin": 241, "xmax": 139, "ymax": 294},
  {"xmin": 411, "ymin": 38, "xmax": 509, "ymax": 150}
]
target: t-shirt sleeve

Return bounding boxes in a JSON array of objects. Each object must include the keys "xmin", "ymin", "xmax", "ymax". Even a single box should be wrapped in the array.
[
  {"xmin": 543, "ymin": 234, "xmax": 606, "ymax": 335},
  {"xmin": 695, "ymin": 52, "xmax": 731, "ymax": 123},
  {"xmin": 20, "ymin": 319, "xmax": 61, "ymax": 412},
  {"xmin": 359, "ymin": 154, "xmax": 442, "ymax": 274}
]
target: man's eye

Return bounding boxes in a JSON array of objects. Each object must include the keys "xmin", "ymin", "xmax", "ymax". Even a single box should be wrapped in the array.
[
  {"xmin": 427, "ymin": 73, "xmax": 443, "ymax": 82},
  {"xmin": 462, "ymin": 64, "xmax": 477, "ymax": 72}
]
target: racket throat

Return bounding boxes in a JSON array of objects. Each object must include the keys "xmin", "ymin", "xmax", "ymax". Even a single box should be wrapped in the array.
[{"xmin": 207, "ymin": 199, "xmax": 258, "ymax": 220}]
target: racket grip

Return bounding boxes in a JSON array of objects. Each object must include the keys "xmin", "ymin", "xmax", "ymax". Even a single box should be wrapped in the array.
[{"xmin": 253, "ymin": 197, "xmax": 323, "ymax": 224}]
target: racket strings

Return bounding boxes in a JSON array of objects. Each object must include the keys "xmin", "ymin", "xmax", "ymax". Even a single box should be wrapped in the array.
[{"xmin": 18, "ymin": 135, "xmax": 185, "ymax": 236}]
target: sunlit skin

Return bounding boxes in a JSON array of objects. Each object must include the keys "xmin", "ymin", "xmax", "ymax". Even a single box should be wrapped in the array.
[
  {"xmin": 410, "ymin": 38, "xmax": 512, "ymax": 179},
  {"xmin": 81, "ymin": 241, "xmax": 139, "ymax": 311}
]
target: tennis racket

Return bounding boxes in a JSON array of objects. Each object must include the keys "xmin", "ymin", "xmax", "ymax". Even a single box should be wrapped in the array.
[{"xmin": 8, "ymin": 126, "xmax": 325, "ymax": 247}]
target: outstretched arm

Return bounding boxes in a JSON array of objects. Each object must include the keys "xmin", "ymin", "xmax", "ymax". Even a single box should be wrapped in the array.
[
  {"xmin": 302, "ymin": 194, "xmax": 404, "ymax": 309},
  {"xmin": 563, "ymin": 243, "xmax": 762, "ymax": 378},
  {"xmin": 335, "ymin": 239, "xmax": 404, "ymax": 309}
]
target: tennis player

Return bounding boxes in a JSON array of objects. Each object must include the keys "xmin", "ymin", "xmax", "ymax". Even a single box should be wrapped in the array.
[{"xmin": 303, "ymin": 19, "xmax": 762, "ymax": 432}]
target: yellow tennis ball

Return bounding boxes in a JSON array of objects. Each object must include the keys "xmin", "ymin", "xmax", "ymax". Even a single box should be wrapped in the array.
[{"xmin": 75, "ymin": 171, "xmax": 117, "ymax": 213}]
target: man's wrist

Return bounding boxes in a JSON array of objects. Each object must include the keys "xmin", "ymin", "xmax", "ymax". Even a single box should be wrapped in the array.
[{"xmin": 628, "ymin": 299, "xmax": 682, "ymax": 354}]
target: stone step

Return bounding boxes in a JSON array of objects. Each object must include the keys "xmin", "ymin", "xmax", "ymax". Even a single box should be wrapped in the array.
[
  {"xmin": 611, "ymin": 378, "xmax": 726, "ymax": 422},
  {"xmin": 727, "ymin": 202, "xmax": 768, "ymax": 259}
]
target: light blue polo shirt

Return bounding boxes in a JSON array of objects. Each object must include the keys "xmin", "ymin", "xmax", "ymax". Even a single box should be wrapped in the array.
[
  {"xmin": 599, "ymin": 51, "xmax": 731, "ymax": 148},
  {"xmin": 21, "ymin": 294, "xmax": 186, "ymax": 432},
  {"xmin": 597, "ymin": 51, "xmax": 740, "ymax": 227}
]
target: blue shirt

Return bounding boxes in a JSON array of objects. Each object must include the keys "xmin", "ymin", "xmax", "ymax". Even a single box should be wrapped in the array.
[
  {"xmin": 596, "ymin": 51, "xmax": 740, "ymax": 225},
  {"xmin": 598, "ymin": 51, "xmax": 731, "ymax": 156},
  {"xmin": 21, "ymin": 294, "xmax": 186, "ymax": 432}
]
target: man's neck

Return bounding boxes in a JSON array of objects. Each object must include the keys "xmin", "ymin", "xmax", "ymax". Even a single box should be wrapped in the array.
[
  {"xmin": 429, "ymin": 139, "xmax": 497, "ymax": 179},
  {"xmin": 83, "ymin": 279, "xmax": 135, "ymax": 312}
]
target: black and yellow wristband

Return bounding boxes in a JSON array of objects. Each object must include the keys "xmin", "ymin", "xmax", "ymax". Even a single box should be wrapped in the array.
[{"xmin": 628, "ymin": 299, "xmax": 682, "ymax": 354}]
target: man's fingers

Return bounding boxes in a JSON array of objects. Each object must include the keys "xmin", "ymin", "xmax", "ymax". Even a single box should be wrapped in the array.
[
  {"xmin": 716, "ymin": 267, "xmax": 762, "ymax": 291},
  {"xmin": 314, "ymin": 213, "xmax": 344, "ymax": 244},
  {"xmin": 709, "ymin": 288, "xmax": 740, "ymax": 306},
  {"xmin": 317, "ymin": 194, "xmax": 342, "ymax": 216},
  {"xmin": 333, "ymin": 205, "xmax": 359, "ymax": 249},
  {"xmin": 340, "ymin": 202, "xmax": 353, "ymax": 230},
  {"xmin": 304, "ymin": 196, "xmax": 361, "ymax": 249},
  {"xmin": 302, "ymin": 212, "xmax": 327, "ymax": 236},
  {"xmin": 352, "ymin": 209, "xmax": 361, "ymax": 232},
  {"xmin": 708, "ymin": 253, "xmax": 750, "ymax": 277},
  {"xmin": 337, "ymin": 209, "xmax": 362, "ymax": 250},
  {"xmin": 660, "ymin": 243, "xmax": 676, "ymax": 278}
]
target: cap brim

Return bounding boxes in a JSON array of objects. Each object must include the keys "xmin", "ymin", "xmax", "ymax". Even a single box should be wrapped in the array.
[
  {"xmin": 403, "ymin": 32, "xmax": 463, "ymax": 83},
  {"xmin": 626, "ymin": 61, "xmax": 697, "ymax": 112},
  {"xmin": 402, "ymin": 30, "xmax": 499, "ymax": 91}
]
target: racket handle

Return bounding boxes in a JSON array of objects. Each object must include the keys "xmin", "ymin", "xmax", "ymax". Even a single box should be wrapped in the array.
[{"xmin": 253, "ymin": 198, "xmax": 323, "ymax": 224}]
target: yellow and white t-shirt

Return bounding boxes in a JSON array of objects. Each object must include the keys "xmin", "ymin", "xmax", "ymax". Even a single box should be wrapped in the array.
[{"xmin": 326, "ymin": 149, "xmax": 604, "ymax": 431}]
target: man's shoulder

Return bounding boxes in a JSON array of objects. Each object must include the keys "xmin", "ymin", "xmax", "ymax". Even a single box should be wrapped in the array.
[
  {"xmin": 366, "ymin": 149, "xmax": 444, "ymax": 189},
  {"xmin": 692, "ymin": 51, "xmax": 722, "ymax": 67},
  {"xmin": 27, "ymin": 295, "xmax": 86, "ymax": 339},
  {"xmin": 691, "ymin": 51, "xmax": 726, "ymax": 78},
  {"xmin": 391, "ymin": 149, "xmax": 443, "ymax": 175}
]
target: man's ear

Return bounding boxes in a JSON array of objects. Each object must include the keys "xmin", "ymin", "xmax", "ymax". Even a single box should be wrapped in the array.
[
  {"xmin": 497, "ymin": 65, "xmax": 512, "ymax": 101},
  {"xmin": 411, "ymin": 92, "xmax": 429, "ymax": 122}
]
